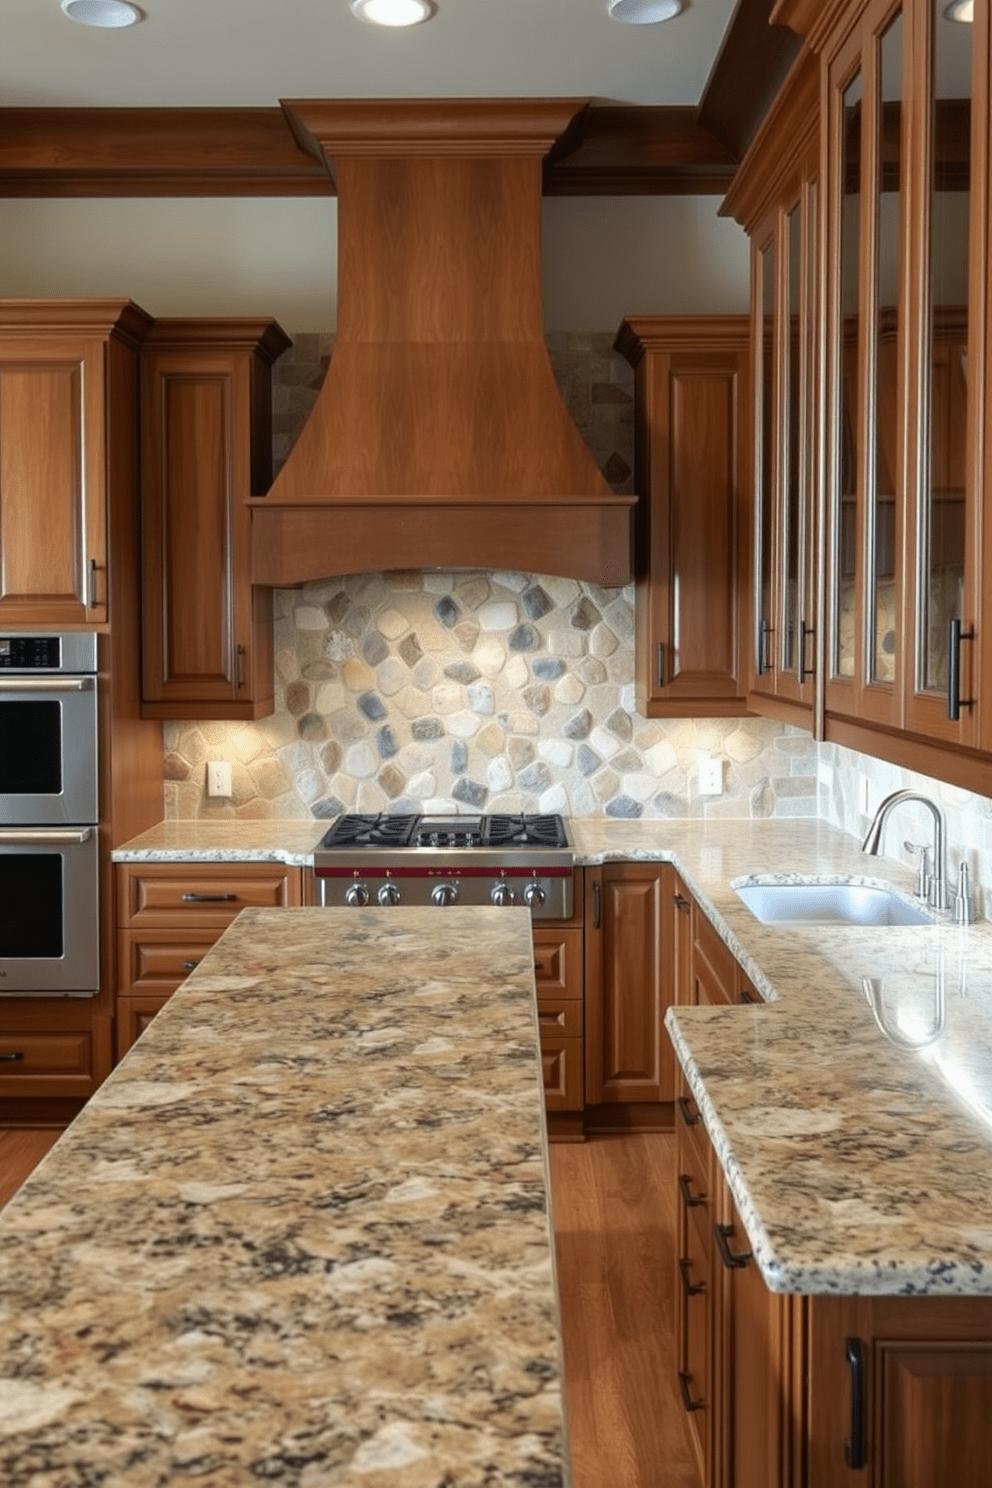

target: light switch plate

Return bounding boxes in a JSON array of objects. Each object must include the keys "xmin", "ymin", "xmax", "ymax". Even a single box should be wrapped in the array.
[
  {"xmin": 699, "ymin": 758, "xmax": 723, "ymax": 796},
  {"xmin": 207, "ymin": 760, "xmax": 232, "ymax": 798}
]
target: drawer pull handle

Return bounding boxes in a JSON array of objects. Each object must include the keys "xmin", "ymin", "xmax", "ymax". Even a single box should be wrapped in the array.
[
  {"xmin": 677, "ymin": 1094, "xmax": 701, "ymax": 1128},
  {"xmin": 182, "ymin": 960, "xmax": 200, "ymax": 971},
  {"xmin": 679, "ymin": 1257, "xmax": 705, "ymax": 1298},
  {"xmin": 0, "ymin": 1050, "xmax": 25, "ymax": 1062},
  {"xmin": 181, "ymin": 893, "xmax": 236, "ymax": 903},
  {"xmin": 739, "ymin": 988, "xmax": 757, "ymax": 1005},
  {"xmin": 678, "ymin": 1173, "xmax": 706, "ymax": 1209},
  {"xmin": 844, "ymin": 1337, "xmax": 867, "ymax": 1469},
  {"xmin": 715, "ymin": 1222, "xmax": 751, "ymax": 1270},
  {"xmin": 678, "ymin": 1371, "xmax": 704, "ymax": 1414},
  {"xmin": 673, "ymin": 893, "xmax": 691, "ymax": 913}
]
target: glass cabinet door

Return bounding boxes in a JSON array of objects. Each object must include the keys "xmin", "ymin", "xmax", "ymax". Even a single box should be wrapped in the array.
[{"xmin": 905, "ymin": 0, "xmax": 976, "ymax": 741}]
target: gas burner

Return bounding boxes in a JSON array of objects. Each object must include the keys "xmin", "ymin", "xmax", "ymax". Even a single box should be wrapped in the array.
[
  {"xmin": 482, "ymin": 814, "xmax": 568, "ymax": 849},
  {"xmin": 318, "ymin": 814, "xmax": 418, "ymax": 849}
]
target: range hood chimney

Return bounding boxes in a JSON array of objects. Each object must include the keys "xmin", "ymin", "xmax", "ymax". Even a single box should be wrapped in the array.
[{"xmin": 249, "ymin": 99, "xmax": 634, "ymax": 587}]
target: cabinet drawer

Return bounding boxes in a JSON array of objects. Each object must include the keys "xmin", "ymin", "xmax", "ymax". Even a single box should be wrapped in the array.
[
  {"xmin": 0, "ymin": 1030, "xmax": 94, "ymax": 1097},
  {"xmin": 117, "ymin": 863, "xmax": 302, "ymax": 927},
  {"xmin": 540, "ymin": 1032, "xmax": 583, "ymax": 1111},
  {"xmin": 117, "ymin": 994, "xmax": 172, "ymax": 1060},
  {"xmin": 536, "ymin": 997, "xmax": 583, "ymax": 1039},
  {"xmin": 117, "ymin": 929, "xmax": 219, "ymax": 996},
  {"xmin": 532, "ymin": 927, "xmax": 583, "ymax": 998}
]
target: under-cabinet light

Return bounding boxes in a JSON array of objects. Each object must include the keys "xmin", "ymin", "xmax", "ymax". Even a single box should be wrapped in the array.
[
  {"xmin": 349, "ymin": 0, "xmax": 436, "ymax": 25},
  {"xmin": 60, "ymin": 0, "xmax": 143, "ymax": 25},
  {"xmin": 607, "ymin": 0, "xmax": 683, "ymax": 23}
]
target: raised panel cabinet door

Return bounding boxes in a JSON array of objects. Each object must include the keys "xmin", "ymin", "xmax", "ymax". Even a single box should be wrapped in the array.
[
  {"xmin": 140, "ymin": 320, "xmax": 289, "ymax": 720},
  {"xmin": 585, "ymin": 863, "xmax": 673, "ymax": 1104},
  {"xmin": 0, "ymin": 339, "xmax": 107, "ymax": 623},
  {"xmin": 616, "ymin": 318, "xmax": 751, "ymax": 718},
  {"xmin": 808, "ymin": 1294, "xmax": 992, "ymax": 1488}
]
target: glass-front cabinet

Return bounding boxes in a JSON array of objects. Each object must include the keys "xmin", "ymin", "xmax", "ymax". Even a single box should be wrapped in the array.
[
  {"xmin": 771, "ymin": 0, "xmax": 990, "ymax": 787},
  {"xmin": 724, "ymin": 49, "xmax": 821, "ymax": 726}
]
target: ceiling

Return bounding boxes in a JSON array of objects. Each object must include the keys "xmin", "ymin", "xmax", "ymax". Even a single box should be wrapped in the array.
[{"xmin": 4, "ymin": 0, "xmax": 741, "ymax": 110}]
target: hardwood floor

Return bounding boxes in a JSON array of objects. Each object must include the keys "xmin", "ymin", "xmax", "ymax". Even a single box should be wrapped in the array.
[
  {"xmin": 549, "ymin": 1131, "xmax": 699, "ymax": 1488},
  {"xmin": 0, "ymin": 1127, "xmax": 63, "ymax": 1210}
]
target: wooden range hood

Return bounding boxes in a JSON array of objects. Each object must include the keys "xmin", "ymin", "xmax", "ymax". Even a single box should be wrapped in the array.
[{"xmin": 248, "ymin": 99, "xmax": 635, "ymax": 587}]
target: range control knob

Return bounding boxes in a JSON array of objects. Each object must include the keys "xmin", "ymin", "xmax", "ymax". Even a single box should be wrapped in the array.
[
  {"xmin": 490, "ymin": 882, "xmax": 515, "ymax": 906},
  {"xmin": 523, "ymin": 882, "xmax": 547, "ymax": 909},
  {"xmin": 431, "ymin": 883, "xmax": 459, "ymax": 906},
  {"xmin": 344, "ymin": 883, "xmax": 370, "ymax": 907},
  {"xmin": 377, "ymin": 883, "xmax": 400, "ymax": 906}
]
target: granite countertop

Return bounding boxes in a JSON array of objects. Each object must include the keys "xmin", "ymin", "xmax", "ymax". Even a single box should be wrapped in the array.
[
  {"xmin": 0, "ymin": 907, "xmax": 568, "ymax": 1488},
  {"xmin": 112, "ymin": 816, "xmax": 992, "ymax": 1298}
]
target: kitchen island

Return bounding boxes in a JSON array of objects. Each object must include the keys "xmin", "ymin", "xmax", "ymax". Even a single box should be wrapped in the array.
[{"xmin": 0, "ymin": 907, "xmax": 568, "ymax": 1487}]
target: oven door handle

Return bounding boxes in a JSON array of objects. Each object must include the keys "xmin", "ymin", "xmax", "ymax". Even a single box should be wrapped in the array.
[
  {"xmin": 0, "ymin": 677, "xmax": 94, "ymax": 693},
  {"xmin": 0, "ymin": 828, "xmax": 93, "ymax": 845}
]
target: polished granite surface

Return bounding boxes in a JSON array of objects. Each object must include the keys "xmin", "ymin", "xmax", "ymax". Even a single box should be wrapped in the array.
[
  {"xmin": 112, "ymin": 816, "xmax": 992, "ymax": 1297},
  {"xmin": 0, "ymin": 908, "xmax": 568, "ymax": 1487}
]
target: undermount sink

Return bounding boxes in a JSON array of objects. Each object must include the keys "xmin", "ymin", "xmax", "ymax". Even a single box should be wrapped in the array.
[{"xmin": 734, "ymin": 880, "xmax": 933, "ymax": 927}]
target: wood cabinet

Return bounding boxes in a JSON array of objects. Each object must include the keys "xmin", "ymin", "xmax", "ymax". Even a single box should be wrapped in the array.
[
  {"xmin": 115, "ymin": 861, "xmax": 303, "ymax": 1058},
  {"xmin": 615, "ymin": 318, "xmax": 752, "ymax": 717},
  {"xmin": 771, "ymin": 0, "xmax": 992, "ymax": 791},
  {"xmin": 0, "ymin": 300, "xmax": 151, "ymax": 626},
  {"xmin": 584, "ymin": 862, "xmax": 675, "ymax": 1117},
  {"xmin": 140, "ymin": 318, "xmax": 290, "ymax": 720},
  {"xmin": 533, "ymin": 924, "xmax": 584, "ymax": 1114},
  {"xmin": 724, "ymin": 51, "xmax": 821, "ymax": 728},
  {"xmin": 0, "ymin": 1004, "xmax": 110, "ymax": 1109}
]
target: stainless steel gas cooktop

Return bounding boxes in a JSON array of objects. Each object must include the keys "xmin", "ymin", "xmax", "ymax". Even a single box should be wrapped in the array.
[{"xmin": 313, "ymin": 812, "xmax": 574, "ymax": 917}]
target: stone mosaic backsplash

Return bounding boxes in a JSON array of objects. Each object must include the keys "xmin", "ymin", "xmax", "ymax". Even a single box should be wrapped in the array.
[{"xmin": 163, "ymin": 569, "xmax": 817, "ymax": 821}]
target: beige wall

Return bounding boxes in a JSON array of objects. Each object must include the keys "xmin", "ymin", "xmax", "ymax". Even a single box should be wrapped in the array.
[{"xmin": 0, "ymin": 195, "xmax": 751, "ymax": 331}]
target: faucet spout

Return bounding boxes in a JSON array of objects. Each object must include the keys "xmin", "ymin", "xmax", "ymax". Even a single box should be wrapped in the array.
[{"xmin": 861, "ymin": 790, "xmax": 947, "ymax": 910}]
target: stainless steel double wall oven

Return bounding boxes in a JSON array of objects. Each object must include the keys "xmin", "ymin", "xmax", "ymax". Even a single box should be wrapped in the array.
[{"xmin": 0, "ymin": 633, "xmax": 100, "ymax": 994}]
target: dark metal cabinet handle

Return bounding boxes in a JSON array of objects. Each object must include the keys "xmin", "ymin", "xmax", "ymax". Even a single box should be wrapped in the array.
[
  {"xmin": 948, "ymin": 619, "xmax": 975, "ymax": 721},
  {"xmin": 182, "ymin": 960, "xmax": 200, "ymax": 970},
  {"xmin": 592, "ymin": 879, "xmax": 602, "ymax": 930},
  {"xmin": 677, "ymin": 1094, "xmax": 701, "ymax": 1128},
  {"xmin": 657, "ymin": 642, "xmax": 665, "ymax": 687},
  {"xmin": 715, "ymin": 1222, "xmax": 751, "ymax": 1270},
  {"xmin": 679, "ymin": 1257, "xmax": 705, "ymax": 1297},
  {"xmin": 678, "ymin": 1371, "xmax": 705, "ymax": 1413},
  {"xmin": 0, "ymin": 1051, "xmax": 25, "ymax": 1062},
  {"xmin": 799, "ymin": 620, "xmax": 815, "ymax": 685},
  {"xmin": 739, "ymin": 988, "xmax": 757, "ymax": 1005},
  {"xmin": 678, "ymin": 1173, "xmax": 706, "ymax": 1208},
  {"xmin": 844, "ymin": 1338, "xmax": 867, "ymax": 1469},
  {"xmin": 88, "ymin": 557, "xmax": 99, "ymax": 610},
  {"xmin": 236, "ymin": 644, "xmax": 246, "ymax": 690},
  {"xmin": 758, "ymin": 620, "xmax": 774, "ymax": 675},
  {"xmin": 181, "ymin": 893, "xmax": 236, "ymax": 903},
  {"xmin": 673, "ymin": 893, "xmax": 691, "ymax": 913}
]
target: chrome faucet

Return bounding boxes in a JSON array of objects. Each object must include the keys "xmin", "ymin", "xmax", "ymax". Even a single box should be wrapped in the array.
[{"xmin": 861, "ymin": 790, "xmax": 948, "ymax": 911}]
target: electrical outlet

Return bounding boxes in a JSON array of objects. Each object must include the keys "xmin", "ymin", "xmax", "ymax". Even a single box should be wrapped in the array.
[
  {"xmin": 699, "ymin": 757, "xmax": 723, "ymax": 796},
  {"xmin": 207, "ymin": 761, "xmax": 232, "ymax": 798}
]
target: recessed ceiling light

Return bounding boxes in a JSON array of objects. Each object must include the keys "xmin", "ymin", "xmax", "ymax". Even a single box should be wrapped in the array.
[
  {"xmin": 60, "ymin": 0, "xmax": 142, "ymax": 25},
  {"xmin": 944, "ymin": 0, "xmax": 973, "ymax": 18},
  {"xmin": 349, "ymin": 0, "xmax": 436, "ymax": 25},
  {"xmin": 607, "ymin": 0, "xmax": 683, "ymax": 23}
]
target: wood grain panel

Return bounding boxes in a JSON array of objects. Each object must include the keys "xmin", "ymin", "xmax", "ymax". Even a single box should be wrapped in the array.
[
  {"xmin": 117, "ymin": 929, "xmax": 220, "ymax": 995},
  {"xmin": 117, "ymin": 863, "xmax": 303, "ymax": 928},
  {"xmin": 532, "ymin": 928, "xmax": 584, "ymax": 1000}
]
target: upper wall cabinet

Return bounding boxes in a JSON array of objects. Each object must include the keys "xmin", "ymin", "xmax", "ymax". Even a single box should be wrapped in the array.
[
  {"xmin": 0, "ymin": 301, "xmax": 151, "ymax": 627},
  {"xmin": 616, "ymin": 316, "xmax": 751, "ymax": 717},
  {"xmin": 724, "ymin": 51, "xmax": 821, "ymax": 730},
  {"xmin": 140, "ymin": 319, "xmax": 290, "ymax": 720},
  {"xmin": 774, "ymin": 0, "xmax": 991, "ymax": 790}
]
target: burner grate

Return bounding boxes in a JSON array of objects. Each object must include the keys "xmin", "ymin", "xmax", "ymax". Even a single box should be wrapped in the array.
[
  {"xmin": 318, "ymin": 814, "xmax": 418, "ymax": 849},
  {"xmin": 482, "ymin": 814, "xmax": 568, "ymax": 849}
]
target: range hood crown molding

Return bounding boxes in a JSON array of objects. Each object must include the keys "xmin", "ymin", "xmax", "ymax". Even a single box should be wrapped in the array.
[{"xmin": 251, "ymin": 98, "xmax": 635, "ymax": 588}]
